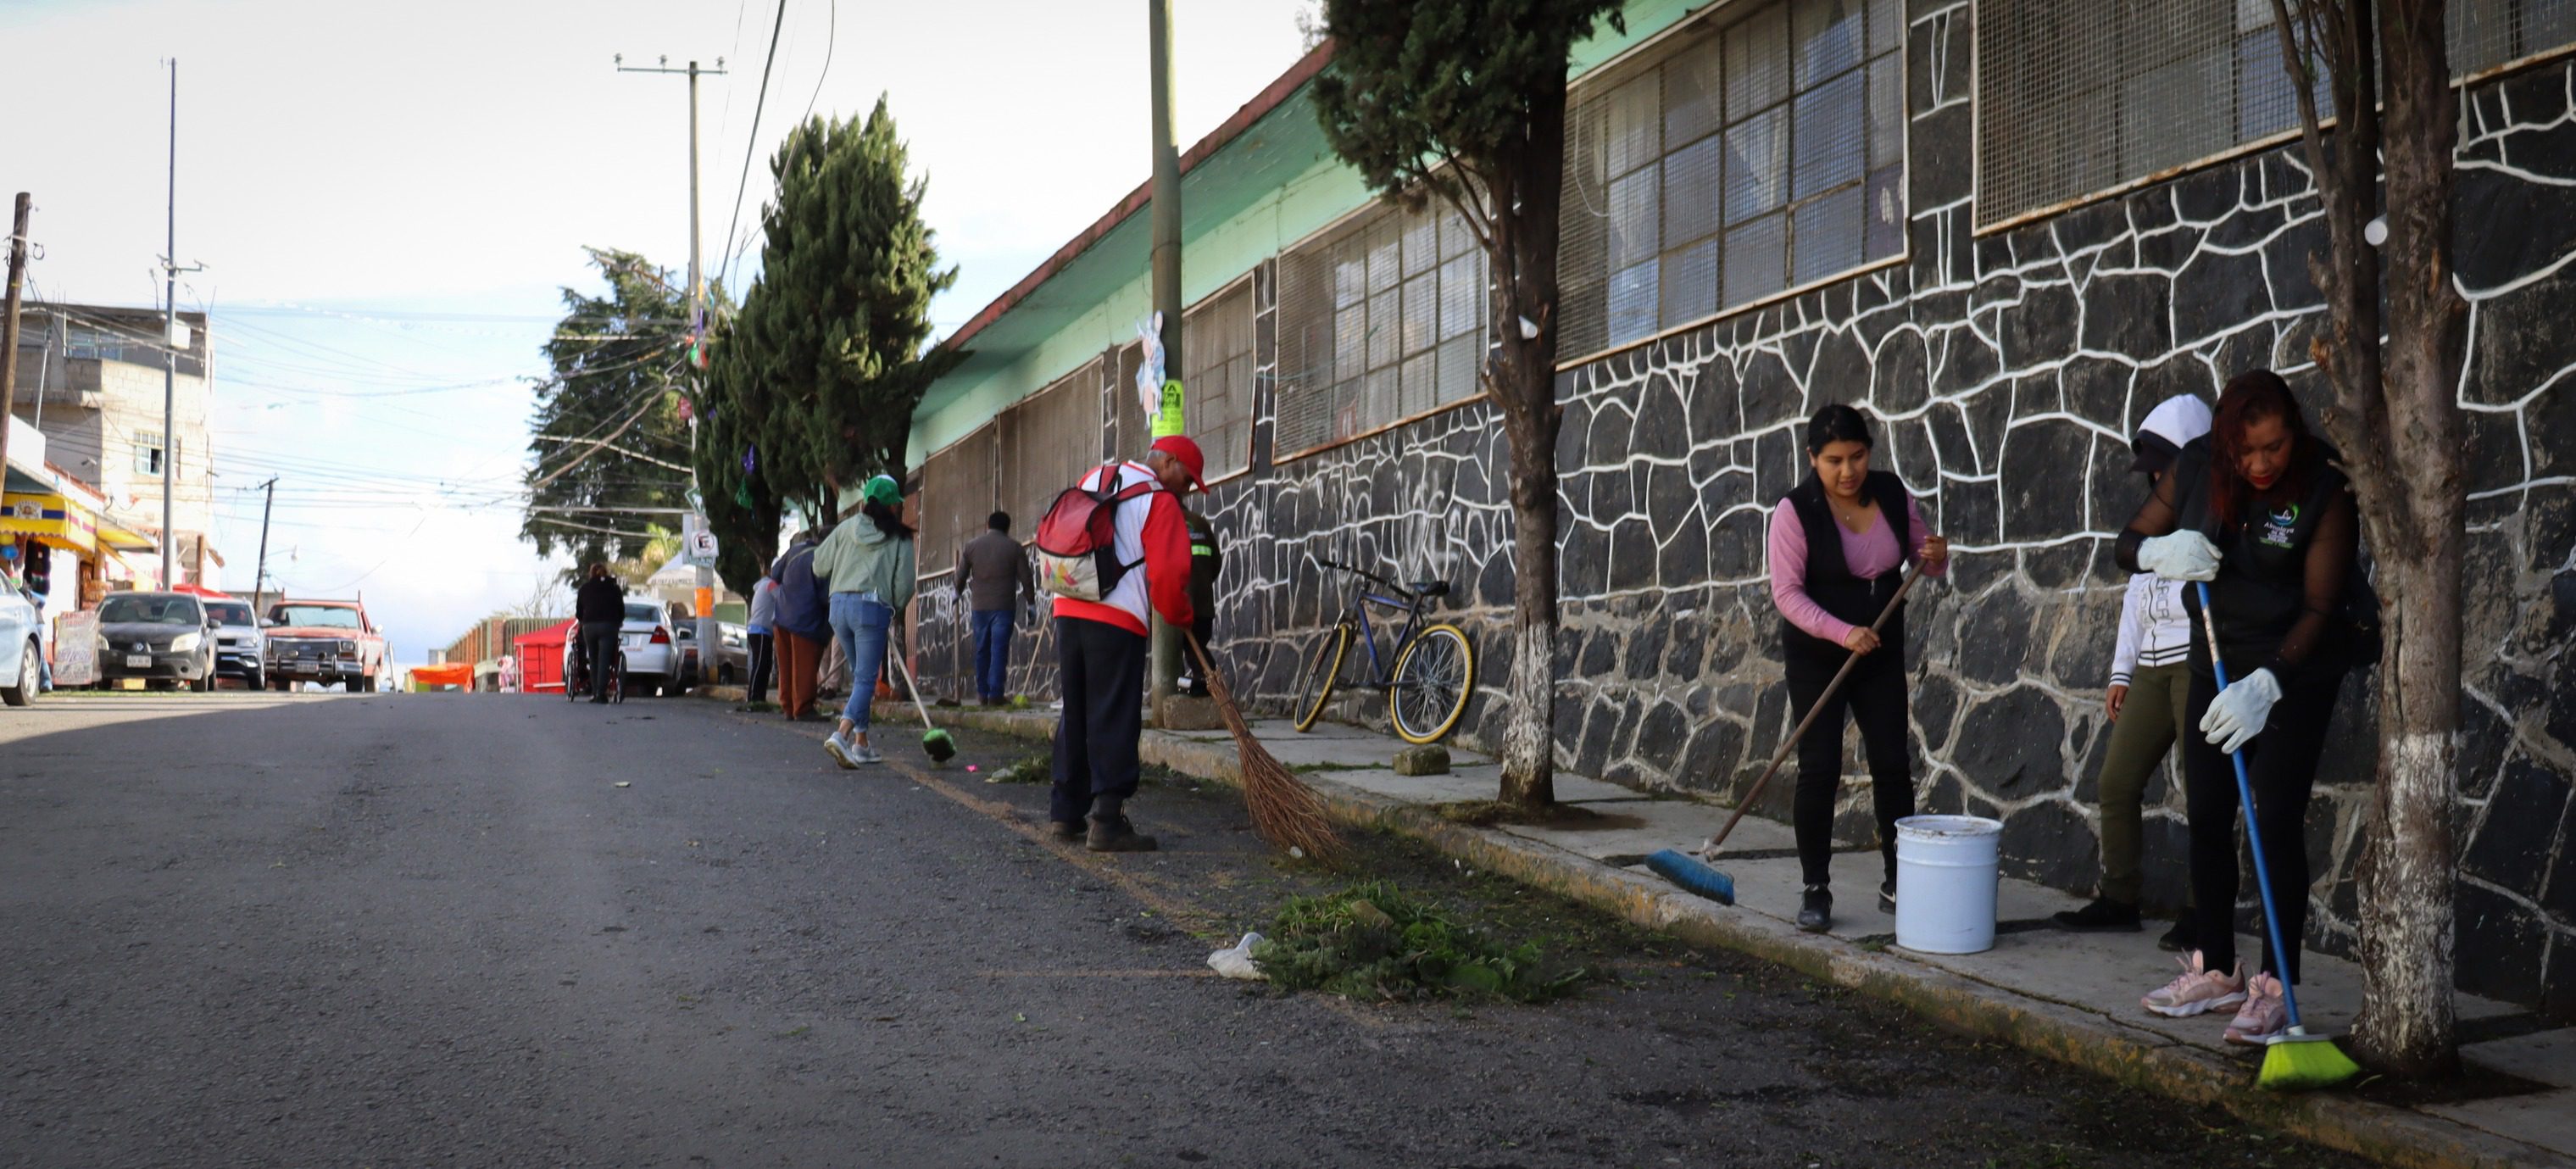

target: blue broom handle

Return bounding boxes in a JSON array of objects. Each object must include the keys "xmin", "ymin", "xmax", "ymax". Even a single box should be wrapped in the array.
[{"xmin": 2195, "ymin": 581, "xmax": 2307, "ymax": 1033}]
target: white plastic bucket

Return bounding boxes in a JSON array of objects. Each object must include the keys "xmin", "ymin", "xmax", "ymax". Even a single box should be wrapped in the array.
[{"xmin": 1894, "ymin": 815, "xmax": 2004, "ymax": 955}]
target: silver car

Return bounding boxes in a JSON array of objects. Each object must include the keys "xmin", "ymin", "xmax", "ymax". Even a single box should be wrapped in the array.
[
  {"xmin": 0, "ymin": 583, "xmax": 39, "ymax": 706},
  {"xmin": 202, "ymin": 598, "xmax": 265, "ymax": 690}
]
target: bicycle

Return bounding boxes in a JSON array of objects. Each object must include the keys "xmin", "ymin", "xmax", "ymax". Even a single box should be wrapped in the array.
[
  {"xmin": 564, "ymin": 639, "xmax": 628, "ymax": 705},
  {"xmin": 1291, "ymin": 559, "xmax": 1475, "ymax": 744}
]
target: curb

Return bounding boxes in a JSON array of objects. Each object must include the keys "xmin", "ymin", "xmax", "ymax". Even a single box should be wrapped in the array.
[{"xmin": 930, "ymin": 707, "xmax": 2562, "ymax": 1169}]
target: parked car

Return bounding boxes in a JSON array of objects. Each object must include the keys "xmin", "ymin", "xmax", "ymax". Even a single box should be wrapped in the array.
[
  {"xmin": 0, "ymin": 582, "xmax": 40, "ymax": 706},
  {"xmin": 202, "ymin": 597, "xmax": 264, "ymax": 691},
  {"xmin": 616, "ymin": 601, "xmax": 680, "ymax": 696},
  {"xmin": 711, "ymin": 621, "xmax": 748, "ymax": 685},
  {"xmin": 264, "ymin": 598, "xmax": 388, "ymax": 692},
  {"xmin": 97, "ymin": 591, "xmax": 216, "ymax": 692}
]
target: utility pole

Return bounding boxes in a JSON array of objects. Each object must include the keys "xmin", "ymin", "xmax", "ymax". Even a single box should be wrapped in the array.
[
  {"xmin": 252, "ymin": 476, "xmax": 276, "ymax": 616},
  {"xmin": 1147, "ymin": 0, "xmax": 1184, "ymax": 701},
  {"xmin": 618, "ymin": 53, "xmax": 726, "ymax": 689},
  {"xmin": 0, "ymin": 193, "xmax": 29, "ymax": 479},
  {"xmin": 159, "ymin": 60, "xmax": 203, "ymax": 588}
]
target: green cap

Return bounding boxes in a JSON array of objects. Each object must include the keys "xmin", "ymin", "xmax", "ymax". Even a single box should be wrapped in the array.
[{"xmin": 862, "ymin": 474, "xmax": 902, "ymax": 508}]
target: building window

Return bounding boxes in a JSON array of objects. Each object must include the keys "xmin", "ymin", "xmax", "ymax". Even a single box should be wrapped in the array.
[
  {"xmin": 996, "ymin": 360, "xmax": 1102, "ymax": 536},
  {"xmin": 1182, "ymin": 281, "xmax": 1256, "ymax": 483},
  {"xmin": 1561, "ymin": 0, "xmax": 1906, "ymax": 359},
  {"xmin": 2451, "ymin": 0, "xmax": 2576, "ymax": 75},
  {"xmin": 916, "ymin": 423, "xmax": 997, "ymax": 574},
  {"xmin": 135, "ymin": 431, "xmax": 165, "ymax": 476},
  {"xmin": 1274, "ymin": 202, "xmax": 1488, "ymax": 459}
]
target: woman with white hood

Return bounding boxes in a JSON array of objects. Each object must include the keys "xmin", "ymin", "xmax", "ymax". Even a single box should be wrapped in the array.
[{"xmin": 2055, "ymin": 393, "xmax": 2212, "ymax": 950}]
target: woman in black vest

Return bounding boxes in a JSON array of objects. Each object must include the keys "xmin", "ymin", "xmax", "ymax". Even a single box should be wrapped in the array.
[
  {"xmin": 2116, "ymin": 370, "xmax": 2361, "ymax": 1044},
  {"xmin": 1766, "ymin": 405, "xmax": 1949, "ymax": 933}
]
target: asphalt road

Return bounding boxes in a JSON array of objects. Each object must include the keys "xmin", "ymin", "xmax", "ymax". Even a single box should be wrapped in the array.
[{"xmin": 0, "ymin": 692, "xmax": 2362, "ymax": 1169}]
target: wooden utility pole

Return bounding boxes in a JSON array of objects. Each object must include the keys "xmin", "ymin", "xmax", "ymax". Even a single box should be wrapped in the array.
[
  {"xmin": 0, "ymin": 193, "xmax": 28, "ymax": 478},
  {"xmin": 252, "ymin": 476, "xmax": 277, "ymax": 616}
]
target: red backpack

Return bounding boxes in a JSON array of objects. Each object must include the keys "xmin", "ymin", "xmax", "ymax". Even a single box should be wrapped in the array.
[{"xmin": 1033, "ymin": 463, "xmax": 1160, "ymax": 602}]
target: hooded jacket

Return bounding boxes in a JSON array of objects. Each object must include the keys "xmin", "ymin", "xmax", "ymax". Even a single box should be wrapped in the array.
[
  {"xmin": 812, "ymin": 515, "xmax": 918, "ymax": 610},
  {"xmin": 2110, "ymin": 395, "xmax": 2214, "ymax": 685}
]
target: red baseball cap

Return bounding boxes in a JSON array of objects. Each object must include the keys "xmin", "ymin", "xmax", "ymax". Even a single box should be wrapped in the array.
[{"xmin": 1149, "ymin": 435, "xmax": 1208, "ymax": 493}]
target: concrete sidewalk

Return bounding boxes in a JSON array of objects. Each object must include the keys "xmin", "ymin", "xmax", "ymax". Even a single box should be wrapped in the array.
[{"xmin": 933, "ymin": 705, "xmax": 2574, "ymax": 1169}]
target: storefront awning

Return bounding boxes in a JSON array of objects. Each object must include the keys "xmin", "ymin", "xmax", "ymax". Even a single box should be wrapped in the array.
[
  {"xmin": 95, "ymin": 522, "xmax": 156, "ymax": 554},
  {"xmin": 1, "ymin": 491, "xmax": 97, "ymax": 554}
]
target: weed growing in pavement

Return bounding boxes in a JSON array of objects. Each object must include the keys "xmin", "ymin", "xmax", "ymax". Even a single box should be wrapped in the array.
[
  {"xmin": 1250, "ymin": 879, "xmax": 1588, "ymax": 1004},
  {"xmin": 988, "ymin": 754, "xmax": 1051, "ymax": 785}
]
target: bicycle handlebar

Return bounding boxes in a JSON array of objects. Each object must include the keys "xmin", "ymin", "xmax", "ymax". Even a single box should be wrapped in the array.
[{"xmin": 1316, "ymin": 558, "xmax": 1397, "ymax": 589}]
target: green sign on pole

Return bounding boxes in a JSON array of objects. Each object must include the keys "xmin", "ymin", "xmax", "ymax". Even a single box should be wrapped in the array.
[{"xmin": 1151, "ymin": 379, "xmax": 1187, "ymax": 438}]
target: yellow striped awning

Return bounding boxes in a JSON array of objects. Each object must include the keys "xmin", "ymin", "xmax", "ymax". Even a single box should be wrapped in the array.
[{"xmin": 1, "ymin": 492, "xmax": 97, "ymax": 554}]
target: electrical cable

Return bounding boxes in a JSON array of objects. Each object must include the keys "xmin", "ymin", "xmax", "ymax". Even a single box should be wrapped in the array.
[{"xmin": 720, "ymin": 0, "xmax": 791, "ymax": 301}]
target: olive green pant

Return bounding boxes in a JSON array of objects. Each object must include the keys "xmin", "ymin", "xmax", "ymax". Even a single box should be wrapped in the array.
[{"xmin": 2096, "ymin": 663, "xmax": 2192, "ymax": 906}]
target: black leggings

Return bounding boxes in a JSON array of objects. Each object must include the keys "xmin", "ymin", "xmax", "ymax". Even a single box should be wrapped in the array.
[
  {"xmin": 2182, "ymin": 665, "xmax": 2345, "ymax": 983},
  {"xmin": 1788, "ymin": 657, "xmax": 1913, "ymax": 889}
]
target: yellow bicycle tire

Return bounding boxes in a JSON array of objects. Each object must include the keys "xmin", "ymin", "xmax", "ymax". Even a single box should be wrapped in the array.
[
  {"xmin": 1388, "ymin": 623, "xmax": 1475, "ymax": 744},
  {"xmin": 1292, "ymin": 623, "xmax": 1350, "ymax": 732}
]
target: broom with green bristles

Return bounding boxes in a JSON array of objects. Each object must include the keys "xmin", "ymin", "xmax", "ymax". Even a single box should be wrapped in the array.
[
  {"xmin": 2197, "ymin": 582, "xmax": 2362, "ymax": 1091},
  {"xmin": 887, "ymin": 639, "xmax": 958, "ymax": 765}
]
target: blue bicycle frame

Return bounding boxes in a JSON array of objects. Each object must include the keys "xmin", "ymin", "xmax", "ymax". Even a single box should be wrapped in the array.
[{"xmin": 1322, "ymin": 560, "xmax": 1431, "ymax": 690}]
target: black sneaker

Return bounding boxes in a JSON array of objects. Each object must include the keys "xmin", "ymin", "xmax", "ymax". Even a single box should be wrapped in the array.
[
  {"xmin": 1797, "ymin": 886, "xmax": 1833, "ymax": 933},
  {"xmin": 1878, "ymin": 878, "xmax": 1897, "ymax": 916},
  {"xmin": 2054, "ymin": 897, "xmax": 2144, "ymax": 932},
  {"xmin": 1049, "ymin": 820, "xmax": 1083, "ymax": 842},
  {"xmin": 1086, "ymin": 815, "xmax": 1160, "ymax": 853},
  {"xmin": 2157, "ymin": 915, "xmax": 2197, "ymax": 953}
]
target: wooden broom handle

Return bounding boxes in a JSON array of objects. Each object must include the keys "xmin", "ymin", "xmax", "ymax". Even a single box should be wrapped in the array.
[{"xmin": 1700, "ymin": 568, "xmax": 1922, "ymax": 856}]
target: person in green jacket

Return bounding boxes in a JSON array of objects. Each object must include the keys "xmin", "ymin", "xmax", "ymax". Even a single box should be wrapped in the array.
[{"xmin": 814, "ymin": 475, "xmax": 917, "ymax": 767}]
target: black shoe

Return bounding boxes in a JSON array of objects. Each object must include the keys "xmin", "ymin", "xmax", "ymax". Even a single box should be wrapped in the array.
[
  {"xmin": 1049, "ymin": 820, "xmax": 1083, "ymax": 842},
  {"xmin": 1086, "ymin": 815, "xmax": 1160, "ymax": 853},
  {"xmin": 2157, "ymin": 915, "xmax": 2197, "ymax": 953},
  {"xmin": 589, "ymin": 696, "xmax": 609, "ymax": 704},
  {"xmin": 1878, "ymin": 878, "xmax": 1897, "ymax": 916},
  {"xmin": 2054, "ymin": 897, "xmax": 2143, "ymax": 932},
  {"xmin": 1797, "ymin": 886, "xmax": 1833, "ymax": 933}
]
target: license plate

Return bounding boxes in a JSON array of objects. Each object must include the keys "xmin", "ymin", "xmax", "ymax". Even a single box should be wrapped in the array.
[
  {"xmin": 623, "ymin": 634, "xmax": 649, "ymax": 647},
  {"xmin": 125, "ymin": 654, "xmax": 152, "ymax": 668}
]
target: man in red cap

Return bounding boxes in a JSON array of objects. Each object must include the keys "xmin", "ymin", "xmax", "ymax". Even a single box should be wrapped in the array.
[{"xmin": 1046, "ymin": 434, "xmax": 1203, "ymax": 851}]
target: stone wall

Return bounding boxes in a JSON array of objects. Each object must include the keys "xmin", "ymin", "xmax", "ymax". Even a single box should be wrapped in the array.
[{"xmin": 914, "ymin": 3, "xmax": 2576, "ymax": 1017}]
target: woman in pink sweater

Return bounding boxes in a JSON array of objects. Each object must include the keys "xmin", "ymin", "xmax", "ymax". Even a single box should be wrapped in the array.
[{"xmin": 1765, "ymin": 405, "xmax": 1949, "ymax": 933}]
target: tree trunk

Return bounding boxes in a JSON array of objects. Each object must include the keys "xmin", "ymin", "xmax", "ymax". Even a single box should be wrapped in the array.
[
  {"xmin": 2349, "ymin": 0, "xmax": 2467, "ymax": 1076},
  {"xmin": 1485, "ymin": 68, "xmax": 1572, "ymax": 810}
]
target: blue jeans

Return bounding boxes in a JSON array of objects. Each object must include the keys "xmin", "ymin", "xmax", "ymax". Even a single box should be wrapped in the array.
[
  {"xmin": 829, "ymin": 593, "xmax": 892, "ymax": 732},
  {"xmin": 970, "ymin": 608, "xmax": 1014, "ymax": 701}
]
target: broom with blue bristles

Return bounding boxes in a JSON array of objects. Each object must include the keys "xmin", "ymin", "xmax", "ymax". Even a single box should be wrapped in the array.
[{"xmin": 2196, "ymin": 581, "xmax": 2362, "ymax": 1091}]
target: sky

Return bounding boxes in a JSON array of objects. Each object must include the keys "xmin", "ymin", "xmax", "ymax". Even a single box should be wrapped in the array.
[{"xmin": 1, "ymin": 0, "xmax": 1314, "ymax": 665}]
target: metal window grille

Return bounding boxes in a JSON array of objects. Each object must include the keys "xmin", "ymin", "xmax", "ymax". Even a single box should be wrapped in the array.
[
  {"xmin": 1274, "ymin": 200, "xmax": 1489, "ymax": 460},
  {"xmin": 2451, "ymin": 0, "xmax": 2576, "ymax": 75},
  {"xmin": 1182, "ymin": 281, "xmax": 1257, "ymax": 482},
  {"xmin": 1561, "ymin": 0, "xmax": 1906, "ymax": 359},
  {"xmin": 1975, "ymin": 0, "xmax": 2325, "ymax": 231},
  {"xmin": 915, "ymin": 423, "xmax": 998, "ymax": 576},
  {"xmin": 996, "ymin": 359, "xmax": 1103, "ymax": 536}
]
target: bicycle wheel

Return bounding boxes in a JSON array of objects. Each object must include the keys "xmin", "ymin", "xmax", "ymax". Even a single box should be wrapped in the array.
[
  {"xmin": 1388, "ymin": 623, "xmax": 1475, "ymax": 744},
  {"xmin": 1291, "ymin": 623, "xmax": 1351, "ymax": 732},
  {"xmin": 609, "ymin": 654, "xmax": 626, "ymax": 704}
]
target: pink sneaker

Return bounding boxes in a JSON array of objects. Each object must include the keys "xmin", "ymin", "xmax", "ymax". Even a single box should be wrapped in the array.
[
  {"xmin": 2142, "ymin": 952, "xmax": 2246, "ymax": 1017},
  {"xmin": 2225, "ymin": 973, "xmax": 2289, "ymax": 1044}
]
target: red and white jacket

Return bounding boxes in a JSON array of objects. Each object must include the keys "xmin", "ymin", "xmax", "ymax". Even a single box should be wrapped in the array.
[{"xmin": 1049, "ymin": 461, "xmax": 1195, "ymax": 637}]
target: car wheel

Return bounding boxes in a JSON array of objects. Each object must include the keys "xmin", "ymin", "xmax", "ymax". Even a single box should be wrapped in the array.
[
  {"xmin": 246, "ymin": 669, "xmax": 264, "ymax": 692},
  {"xmin": 0, "ymin": 639, "xmax": 36, "ymax": 707}
]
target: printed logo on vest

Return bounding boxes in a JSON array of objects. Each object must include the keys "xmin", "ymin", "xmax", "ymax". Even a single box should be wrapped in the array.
[{"xmin": 2257, "ymin": 504, "xmax": 2301, "ymax": 549}]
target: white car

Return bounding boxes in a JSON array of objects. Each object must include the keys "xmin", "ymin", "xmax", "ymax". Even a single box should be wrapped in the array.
[
  {"xmin": 563, "ymin": 601, "xmax": 681, "ymax": 698},
  {"xmin": 0, "ymin": 583, "xmax": 39, "ymax": 706}
]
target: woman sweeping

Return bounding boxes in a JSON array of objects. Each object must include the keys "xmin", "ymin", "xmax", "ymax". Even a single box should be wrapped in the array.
[
  {"xmin": 2117, "ymin": 370, "xmax": 2363, "ymax": 1044},
  {"xmin": 813, "ymin": 474, "xmax": 918, "ymax": 768},
  {"xmin": 1766, "ymin": 404, "xmax": 1948, "ymax": 934}
]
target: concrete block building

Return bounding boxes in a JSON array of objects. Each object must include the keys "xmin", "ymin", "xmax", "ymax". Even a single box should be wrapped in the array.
[
  {"xmin": 904, "ymin": 0, "xmax": 2576, "ymax": 1017},
  {"xmin": 9, "ymin": 303, "xmax": 219, "ymax": 589}
]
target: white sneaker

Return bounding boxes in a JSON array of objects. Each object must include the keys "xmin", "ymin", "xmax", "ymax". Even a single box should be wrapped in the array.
[
  {"xmin": 850, "ymin": 742, "xmax": 885, "ymax": 765},
  {"xmin": 823, "ymin": 734, "xmax": 857, "ymax": 770},
  {"xmin": 2141, "ymin": 951, "xmax": 2247, "ymax": 1017}
]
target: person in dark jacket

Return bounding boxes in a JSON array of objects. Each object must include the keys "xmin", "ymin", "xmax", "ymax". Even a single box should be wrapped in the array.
[
  {"xmin": 955, "ymin": 510, "xmax": 1034, "ymax": 706},
  {"xmin": 768, "ymin": 527, "xmax": 833, "ymax": 721},
  {"xmin": 1173, "ymin": 508, "xmax": 1221, "ymax": 697},
  {"xmin": 573, "ymin": 563, "xmax": 625, "ymax": 703},
  {"xmin": 2119, "ymin": 370, "xmax": 2363, "ymax": 1046},
  {"xmin": 1764, "ymin": 405, "xmax": 1949, "ymax": 934}
]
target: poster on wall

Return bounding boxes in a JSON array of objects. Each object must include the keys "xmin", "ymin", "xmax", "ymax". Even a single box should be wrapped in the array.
[{"xmin": 52, "ymin": 610, "xmax": 96, "ymax": 687}]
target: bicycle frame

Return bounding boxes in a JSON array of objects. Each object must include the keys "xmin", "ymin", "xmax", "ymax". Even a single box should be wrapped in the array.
[{"xmin": 1325, "ymin": 565, "xmax": 1431, "ymax": 691}]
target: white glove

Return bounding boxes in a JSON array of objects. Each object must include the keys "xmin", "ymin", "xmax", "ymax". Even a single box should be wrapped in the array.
[
  {"xmin": 2137, "ymin": 531, "xmax": 2223, "ymax": 582},
  {"xmin": 2200, "ymin": 667, "xmax": 2282, "ymax": 754}
]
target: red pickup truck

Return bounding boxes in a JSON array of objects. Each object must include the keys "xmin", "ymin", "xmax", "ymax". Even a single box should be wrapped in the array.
[{"xmin": 262, "ymin": 598, "xmax": 389, "ymax": 693}]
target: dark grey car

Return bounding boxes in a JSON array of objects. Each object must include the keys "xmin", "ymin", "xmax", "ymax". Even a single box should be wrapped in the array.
[{"xmin": 96, "ymin": 593, "xmax": 217, "ymax": 692}]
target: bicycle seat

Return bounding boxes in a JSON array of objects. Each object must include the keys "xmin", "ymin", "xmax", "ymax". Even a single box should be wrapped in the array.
[{"xmin": 1407, "ymin": 581, "xmax": 1450, "ymax": 598}]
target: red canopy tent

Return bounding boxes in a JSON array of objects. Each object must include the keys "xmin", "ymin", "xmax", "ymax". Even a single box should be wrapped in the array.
[
  {"xmin": 512, "ymin": 620, "xmax": 574, "ymax": 694},
  {"xmin": 171, "ymin": 582, "xmax": 230, "ymax": 600}
]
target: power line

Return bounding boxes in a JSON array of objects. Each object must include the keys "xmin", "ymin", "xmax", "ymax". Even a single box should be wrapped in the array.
[{"xmin": 720, "ymin": 0, "xmax": 789, "ymax": 298}]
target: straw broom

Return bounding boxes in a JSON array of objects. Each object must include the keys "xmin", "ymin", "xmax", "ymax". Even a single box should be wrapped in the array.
[{"xmin": 1186, "ymin": 632, "xmax": 1344, "ymax": 861}]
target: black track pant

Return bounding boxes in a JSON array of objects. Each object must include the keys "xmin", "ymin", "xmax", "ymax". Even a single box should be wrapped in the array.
[
  {"xmin": 1788, "ymin": 655, "xmax": 1913, "ymax": 889},
  {"xmin": 1050, "ymin": 617, "xmax": 1148, "ymax": 826},
  {"xmin": 579, "ymin": 620, "xmax": 620, "ymax": 699},
  {"xmin": 745, "ymin": 632, "xmax": 775, "ymax": 704},
  {"xmin": 2181, "ymin": 665, "xmax": 2345, "ymax": 983}
]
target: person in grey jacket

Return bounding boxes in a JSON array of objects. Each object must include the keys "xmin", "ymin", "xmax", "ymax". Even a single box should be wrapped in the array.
[
  {"xmin": 811, "ymin": 475, "xmax": 917, "ymax": 767},
  {"xmin": 955, "ymin": 510, "xmax": 1034, "ymax": 705}
]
